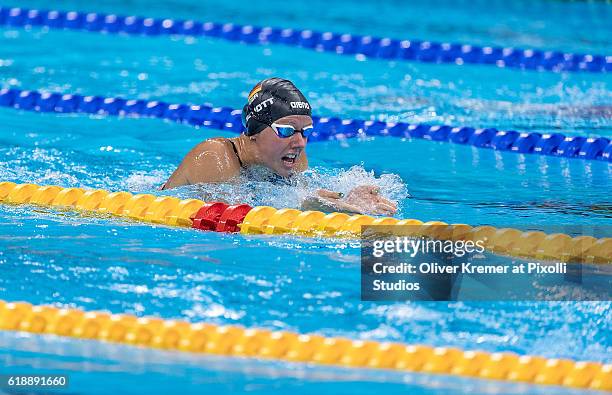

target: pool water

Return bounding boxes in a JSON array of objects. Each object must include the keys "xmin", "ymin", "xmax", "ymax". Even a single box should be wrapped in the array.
[{"xmin": 0, "ymin": 0, "xmax": 611, "ymax": 394}]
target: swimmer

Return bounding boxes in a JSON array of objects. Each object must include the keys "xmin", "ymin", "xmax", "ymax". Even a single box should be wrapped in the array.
[{"xmin": 163, "ymin": 78, "xmax": 397, "ymax": 216}]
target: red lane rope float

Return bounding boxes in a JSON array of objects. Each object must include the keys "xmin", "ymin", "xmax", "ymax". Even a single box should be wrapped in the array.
[
  {"xmin": 191, "ymin": 202, "xmax": 230, "ymax": 230},
  {"xmin": 0, "ymin": 300, "xmax": 610, "ymax": 390},
  {"xmin": 1, "ymin": 182, "xmax": 610, "ymax": 263},
  {"xmin": 216, "ymin": 204, "xmax": 253, "ymax": 232},
  {"xmin": 190, "ymin": 202, "xmax": 252, "ymax": 232}
]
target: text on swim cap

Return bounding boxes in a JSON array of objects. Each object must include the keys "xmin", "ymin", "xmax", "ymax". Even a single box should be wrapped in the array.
[
  {"xmin": 290, "ymin": 101, "xmax": 310, "ymax": 110},
  {"xmin": 253, "ymin": 98, "xmax": 274, "ymax": 112}
]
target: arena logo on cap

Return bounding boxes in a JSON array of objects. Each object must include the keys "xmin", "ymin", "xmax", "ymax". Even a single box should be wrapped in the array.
[{"xmin": 290, "ymin": 101, "xmax": 310, "ymax": 110}]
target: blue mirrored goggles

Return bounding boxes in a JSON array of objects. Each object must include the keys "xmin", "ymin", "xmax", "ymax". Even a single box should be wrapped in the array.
[
  {"xmin": 270, "ymin": 123, "xmax": 314, "ymax": 139},
  {"xmin": 241, "ymin": 109, "xmax": 314, "ymax": 138}
]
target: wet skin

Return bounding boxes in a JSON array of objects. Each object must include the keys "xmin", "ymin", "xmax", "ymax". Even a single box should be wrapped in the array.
[{"xmin": 162, "ymin": 115, "xmax": 310, "ymax": 188}]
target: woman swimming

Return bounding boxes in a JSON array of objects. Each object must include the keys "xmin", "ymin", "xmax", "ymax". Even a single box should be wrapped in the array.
[{"xmin": 163, "ymin": 78, "xmax": 397, "ymax": 216}]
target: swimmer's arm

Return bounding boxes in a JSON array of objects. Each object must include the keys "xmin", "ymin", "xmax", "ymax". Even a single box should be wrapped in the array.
[
  {"xmin": 162, "ymin": 139, "xmax": 240, "ymax": 189},
  {"xmin": 302, "ymin": 190, "xmax": 361, "ymax": 214},
  {"xmin": 302, "ymin": 188, "xmax": 398, "ymax": 216}
]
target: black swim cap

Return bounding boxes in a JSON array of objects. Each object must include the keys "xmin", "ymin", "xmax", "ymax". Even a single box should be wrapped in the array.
[{"xmin": 242, "ymin": 78, "xmax": 312, "ymax": 136}]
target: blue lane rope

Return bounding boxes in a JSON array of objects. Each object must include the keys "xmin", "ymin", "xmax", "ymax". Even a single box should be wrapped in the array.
[
  {"xmin": 0, "ymin": 6, "xmax": 610, "ymax": 73},
  {"xmin": 1, "ymin": 87, "xmax": 610, "ymax": 162}
]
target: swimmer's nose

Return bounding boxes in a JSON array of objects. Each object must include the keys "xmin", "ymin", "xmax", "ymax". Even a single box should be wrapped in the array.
[{"xmin": 290, "ymin": 131, "xmax": 307, "ymax": 148}]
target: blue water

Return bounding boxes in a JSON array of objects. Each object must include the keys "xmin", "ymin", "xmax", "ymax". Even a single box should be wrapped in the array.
[{"xmin": 0, "ymin": 0, "xmax": 611, "ymax": 394}]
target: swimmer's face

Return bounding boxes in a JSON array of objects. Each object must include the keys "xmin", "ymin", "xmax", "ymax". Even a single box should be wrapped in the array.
[{"xmin": 254, "ymin": 115, "xmax": 311, "ymax": 177}]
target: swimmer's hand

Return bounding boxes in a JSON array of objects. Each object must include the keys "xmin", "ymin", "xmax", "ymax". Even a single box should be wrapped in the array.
[{"xmin": 303, "ymin": 186, "xmax": 398, "ymax": 216}]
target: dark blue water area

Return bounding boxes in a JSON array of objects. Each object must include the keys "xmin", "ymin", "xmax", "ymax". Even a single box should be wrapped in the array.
[
  {"xmin": 0, "ymin": 5, "xmax": 610, "ymax": 136},
  {"xmin": 3, "ymin": 0, "xmax": 612, "ymax": 55}
]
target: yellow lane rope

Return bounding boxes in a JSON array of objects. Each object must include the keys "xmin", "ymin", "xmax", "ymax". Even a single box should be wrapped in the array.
[
  {"xmin": 240, "ymin": 207, "xmax": 611, "ymax": 263},
  {"xmin": 0, "ymin": 300, "xmax": 609, "ymax": 390},
  {"xmin": 0, "ymin": 181, "xmax": 204, "ymax": 227},
  {"xmin": 1, "ymin": 182, "xmax": 610, "ymax": 263}
]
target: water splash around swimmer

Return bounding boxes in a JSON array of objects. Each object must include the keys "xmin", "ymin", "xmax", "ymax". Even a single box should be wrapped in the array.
[{"xmin": 141, "ymin": 165, "xmax": 409, "ymax": 217}]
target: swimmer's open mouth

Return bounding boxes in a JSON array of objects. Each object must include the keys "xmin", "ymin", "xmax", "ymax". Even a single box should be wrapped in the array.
[{"xmin": 282, "ymin": 153, "xmax": 298, "ymax": 165}]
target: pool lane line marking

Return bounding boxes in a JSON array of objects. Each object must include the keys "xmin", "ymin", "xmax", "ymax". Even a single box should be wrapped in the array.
[
  {"xmin": 0, "ymin": 300, "xmax": 610, "ymax": 390},
  {"xmin": 1, "ymin": 87, "xmax": 611, "ymax": 162},
  {"xmin": 0, "ymin": 181, "xmax": 205, "ymax": 228},
  {"xmin": 1, "ymin": 182, "xmax": 610, "ymax": 264},
  {"xmin": 0, "ymin": 6, "xmax": 609, "ymax": 73}
]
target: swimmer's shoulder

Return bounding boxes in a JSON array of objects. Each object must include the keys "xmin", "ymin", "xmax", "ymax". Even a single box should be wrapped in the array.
[
  {"xmin": 189, "ymin": 137, "xmax": 230, "ymax": 154},
  {"xmin": 187, "ymin": 138, "xmax": 240, "ymax": 163},
  {"xmin": 206, "ymin": 137, "xmax": 244, "ymax": 169},
  {"xmin": 188, "ymin": 137, "xmax": 242, "ymax": 174},
  {"xmin": 164, "ymin": 137, "xmax": 241, "ymax": 188}
]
